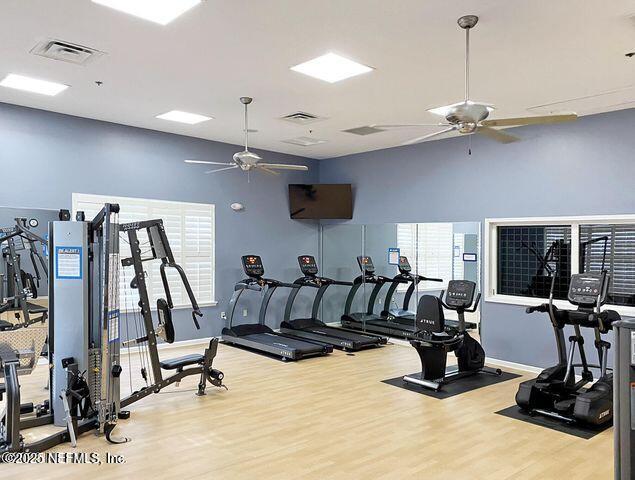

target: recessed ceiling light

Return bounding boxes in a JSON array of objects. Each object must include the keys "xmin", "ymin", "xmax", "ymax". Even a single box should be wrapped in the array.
[
  {"xmin": 92, "ymin": 0, "xmax": 202, "ymax": 25},
  {"xmin": 156, "ymin": 110, "xmax": 212, "ymax": 124},
  {"xmin": 0, "ymin": 74, "xmax": 69, "ymax": 96},
  {"xmin": 281, "ymin": 136, "xmax": 327, "ymax": 147},
  {"xmin": 290, "ymin": 53, "xmax": 373, "ymax": 83}
]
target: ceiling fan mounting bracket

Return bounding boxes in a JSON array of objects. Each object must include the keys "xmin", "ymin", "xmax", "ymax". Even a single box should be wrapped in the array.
[
  {"xmin": 457, "ymin": 15, "xmax": 478, "ymax": 29},
  {"xmin": 240, "ymin": 96, "xmax": 253, "ymax": 105}
]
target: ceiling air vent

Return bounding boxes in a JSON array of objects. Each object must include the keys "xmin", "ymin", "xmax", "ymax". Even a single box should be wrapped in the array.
[
  {"xmin": 281, "ymin": 136, "xmax": 327, "ymax": 147},
  {"xmin": 280, "ymin": 111, "xmax": 325, "ymax": 125},
  {"xmin": 342, "ymin": 126, "xmax": 386, "ymax": 136},
  {"xmin": 30, "ymin": 39, "xmax": 105, "ymax": 65}
]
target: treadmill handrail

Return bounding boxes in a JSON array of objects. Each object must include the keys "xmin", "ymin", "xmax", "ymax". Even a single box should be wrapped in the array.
[
  {"xmin": 382, "ymin": 273, "xmax": 443, "ymax": 315},
  {"xmin": 258, "ymin": 278, "xmax": 300, "ymax": 326},
  {"xmin": 284, "ymin": 276, "xmax": 354, "ymax": 323}
]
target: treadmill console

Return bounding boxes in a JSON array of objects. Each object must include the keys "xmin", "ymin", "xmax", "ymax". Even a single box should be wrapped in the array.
[
  {"xmin": 298, "ymin": 255, "xmax": 318, "ymax": 276},
  {"xmin": 357, "ymin": 256, "xmax": 375, "ymax": 274},
  {"xmin": 398, "ymin": 256, "xmax": 412, "ymax": 274},
  {"xmin": 445, "ymin": 280, "xmax": 476, "ymax": 309},
  {"xmin": 568, "ymin": 272, "xmax": 608, "ymax": 308},
  {"xmin": 242, "ymin": 255, "xmax": 264, "ymax": 278}
]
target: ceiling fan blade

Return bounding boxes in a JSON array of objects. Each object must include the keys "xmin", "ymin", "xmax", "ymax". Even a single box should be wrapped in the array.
[
  {"xmin": 370, "ymin": 123, "xmax": 448, "ymax": 129},
  {"xmin": 476, "ymin": 126, "xmax": 520, "ymax": 144},
  {"xmin": 185, "ymin": 159, "xmax": 234, "ymax": 166},
  {"xmin": 402, "ymin": 126, "xmax": 457, "ymax": 145},
  {"xmin": 258, "ymin": 163, "xmax": 309, "ymax": 171},
  {"xmin": 481, "ymin": 114, "xmax": 577, "ymax": 127},
  {"xmin": 205, "ymin": 165, "xmax": 239, "ymax": 174},
  {"xmin": 257, "ymin": 166, "xmax": 280, "ymax": 176}
]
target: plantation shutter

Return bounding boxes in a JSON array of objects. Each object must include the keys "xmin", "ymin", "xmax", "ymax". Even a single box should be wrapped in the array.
[{"xmin": 72, "ymin": 193, "xmax": 215, "ymax": 308}]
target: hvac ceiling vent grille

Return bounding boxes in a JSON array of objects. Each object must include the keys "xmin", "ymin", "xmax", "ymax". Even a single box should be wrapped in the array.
[
  {"xmin": 280, "ymin": 111, "xmax": 325, "ymax": 125},
  {"xmin": 30, "ymin": 39, "xmax": 105, "ymax": 65},
  {"xmin": 342, "ymin": 126, "xmax": 386, "ymax": 136},
  {"xmin": 281, "ymin": 136, "xmax": 327, "ymax": 147}
]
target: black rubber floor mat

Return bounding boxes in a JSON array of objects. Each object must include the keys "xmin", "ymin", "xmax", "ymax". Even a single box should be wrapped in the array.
[
  {"xmin": 382, "ymin": 370, "xmax": 520, "ymax": 399},
  {"xmin": 495, "ymin": 405, "xmax": 612, "ymax": 439}
]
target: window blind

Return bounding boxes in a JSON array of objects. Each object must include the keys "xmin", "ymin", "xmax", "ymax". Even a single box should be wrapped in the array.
[
  {"xmin": 72, "ymin": 193, "xmax": 215, "ymax": 308},
  {"xmin": 396, "ymin": 223, "xmax": 453, "ymax": 289},
  {"xmin": 580, "ymin": 224, "xmax": 635, "ymax": 307}
]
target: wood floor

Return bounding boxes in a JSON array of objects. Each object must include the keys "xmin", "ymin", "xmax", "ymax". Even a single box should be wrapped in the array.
[{"xmin": 2, "ymin": 340, "xmax": 613, "ymax": 479}]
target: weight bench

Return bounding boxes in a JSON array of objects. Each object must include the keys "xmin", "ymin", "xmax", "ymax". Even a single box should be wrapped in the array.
[{"xmin": 160, "ymin": 354, "xmax": 205, "ymax": 371}]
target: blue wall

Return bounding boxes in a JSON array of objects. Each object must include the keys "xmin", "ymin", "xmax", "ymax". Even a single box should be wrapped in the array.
[
  {"xmin": 319, "ymin": 108, "xmax": 635, "ymax": 368},
  {"xmin": 4, "ymin": 100, "xmax": 634, "ymax": 368},
  {"xmin": 0, "ymin": 102, "xmax": 321, "ymax": 340}
]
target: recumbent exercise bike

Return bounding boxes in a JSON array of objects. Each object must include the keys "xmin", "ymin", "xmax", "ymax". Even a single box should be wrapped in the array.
[{"xmin": 403, "ymin": 280, "xmax": 501, "ymax": 391}]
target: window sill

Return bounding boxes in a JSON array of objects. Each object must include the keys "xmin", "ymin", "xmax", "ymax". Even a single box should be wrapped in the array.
[{"xmin": 485, "ymin": 294, "xmax": 635, "ymax": 318}]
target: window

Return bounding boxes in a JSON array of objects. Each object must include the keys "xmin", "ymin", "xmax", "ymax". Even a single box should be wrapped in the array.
[
  {"xmin": 580, "ymin": 224, "xmax": 635, "ymax": 307},
  {"xmin": 396, "ymin": 223, "xmax": 454, "ymax": 289},
  {"xmin": 72, "ymin": 193, "xmax": 215, "ymax": 308},
  {"xmin": 497, "ymin": 225, "xmax": 571, "ymax": 300},
  {"xmin": 486, "ymin": 215, "xmax": 635, "ymax": 313}
]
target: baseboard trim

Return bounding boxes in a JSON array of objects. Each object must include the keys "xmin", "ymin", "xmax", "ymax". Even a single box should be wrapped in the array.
[{"xmin": 485, "ymin": 357, "xmax": 543, "ymax": 374}]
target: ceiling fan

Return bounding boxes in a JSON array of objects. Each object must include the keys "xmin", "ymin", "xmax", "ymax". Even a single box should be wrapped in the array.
[
  {"xmin": 185, "ymin": 97, "xmax": 309, "ymax": 178},
  {"xmin": 372, "ymin": 15, "xmax": 577, "ymax": 147}
]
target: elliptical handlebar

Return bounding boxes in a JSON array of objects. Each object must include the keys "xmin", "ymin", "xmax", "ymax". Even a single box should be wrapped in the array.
[{"xmin": 526, "ymin": 304, "xmax": 549, "ymax": 314}]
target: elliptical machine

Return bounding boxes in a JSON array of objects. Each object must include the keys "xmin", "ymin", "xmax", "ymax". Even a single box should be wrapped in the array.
[
  {"xmin": 403, "ymin": 280, "xmax": 501, "ymax": 391},
  {"xmin": 515, "ymin": 270, "xmax": 618, "ymax": 426}
]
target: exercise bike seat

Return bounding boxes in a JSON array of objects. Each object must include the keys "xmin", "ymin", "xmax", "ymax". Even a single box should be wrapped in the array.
[{"xmin": 160, "ymin": 354, "xmax": 204, "ymax": 370}]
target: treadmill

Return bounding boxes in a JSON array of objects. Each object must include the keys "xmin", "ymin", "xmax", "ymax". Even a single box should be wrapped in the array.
[
  {"xmin": 380, "ymin": 256, "xmax": 477, "ymax": 331},
  {"xmin": 340, "ymin": 255, "xmax": 412, "ymax": 337},
  {"xmin": 279, "ymin": 255, "xmax": 387, "ymax": 351},
  {"xmin": 222, "ymin": 255, "xmax": 333, "ymax": 361}
]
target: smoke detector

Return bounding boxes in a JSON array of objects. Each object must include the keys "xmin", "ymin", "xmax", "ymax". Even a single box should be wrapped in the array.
[
  {"xmin": 30, "ymin": 39, "xmax": 105, "ymax": 65},
  {"xmin": 280, "ymin": 111, "xmax": 326, "ymax": 125},
  {"xmin": 281, "ymin": 136, "xmax": 327, "ymax": 147},
  {"xmin": 342, "ymin": 126, "xmax": 386, "ymax": 136}
]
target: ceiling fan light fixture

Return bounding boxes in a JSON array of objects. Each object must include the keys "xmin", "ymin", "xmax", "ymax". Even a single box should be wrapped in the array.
[
  {"xmin": 427, "ymin": 101, "xmax": 494, "ymax": 117},
  {"xmin": 290, "ymin": 53, "xmax": 373, "ymax": 83}
]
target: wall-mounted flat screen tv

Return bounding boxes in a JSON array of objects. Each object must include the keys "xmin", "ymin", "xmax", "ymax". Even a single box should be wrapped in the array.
[{"xmin": 288, "ymin": 184, "xmax": 353, "ymax": 219}]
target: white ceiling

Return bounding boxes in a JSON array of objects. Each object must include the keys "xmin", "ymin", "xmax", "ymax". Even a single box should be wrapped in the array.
[{"xmin": 1, "ymin": 0, "xmax": 633, "ymax": 159}]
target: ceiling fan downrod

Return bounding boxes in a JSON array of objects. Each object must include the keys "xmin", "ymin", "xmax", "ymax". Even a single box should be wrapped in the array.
[{"xmin": 458, "ymin": 15, "xmax": 478, "ymax": 102}]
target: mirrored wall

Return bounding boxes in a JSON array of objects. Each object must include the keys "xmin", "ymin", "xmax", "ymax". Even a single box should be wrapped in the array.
[
  {"xmin": 319, "ymin": 222, "xmax": 481, "ymax": 335},
  {"xmin": 0, "ymin": 206, "xmax": 58, "ymax": 408}
]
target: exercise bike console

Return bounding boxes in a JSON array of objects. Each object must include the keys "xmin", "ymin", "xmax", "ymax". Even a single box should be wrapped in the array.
[{"xmin": 444, "ymin": 280, "xmax": 476, "ymax": 310}]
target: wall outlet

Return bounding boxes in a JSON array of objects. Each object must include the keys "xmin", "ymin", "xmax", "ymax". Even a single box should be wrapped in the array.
[
  {"xmin": 243, "ymin": 308, "xmax": 248, "ymax": 317},
  {"xmin": 220, "ymin": 312, "xmax": 227, "ymax": 320}
]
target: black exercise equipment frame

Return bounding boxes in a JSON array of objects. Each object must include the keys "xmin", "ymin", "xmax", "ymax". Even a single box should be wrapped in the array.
[{"xmin": 119, "ymin": 219, "xmax": 224, "ymax": 405}]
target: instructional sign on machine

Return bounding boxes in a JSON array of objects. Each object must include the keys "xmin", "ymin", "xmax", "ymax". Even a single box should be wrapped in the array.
[{"xmin": 55, "ymin": 246, "xmax": 83, "ymax": 279}]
